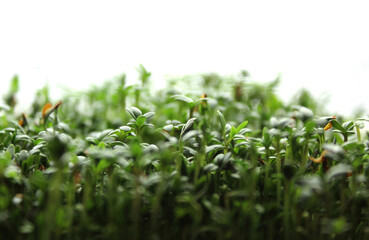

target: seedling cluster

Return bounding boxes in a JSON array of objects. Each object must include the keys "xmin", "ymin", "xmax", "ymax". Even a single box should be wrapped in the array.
[{"xmin": 1, "ymin": 70, "xmax": 369, "ymax": 240}]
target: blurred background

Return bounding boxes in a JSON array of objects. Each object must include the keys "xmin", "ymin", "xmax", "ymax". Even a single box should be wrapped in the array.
[{"xmin": 1, "ymin": 0, "xmax": 368, "ymax": 117}]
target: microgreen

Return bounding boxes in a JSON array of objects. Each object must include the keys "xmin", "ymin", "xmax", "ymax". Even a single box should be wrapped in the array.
[{"xmin": 1, "ymin": 69, "xmax": 369, "ymax": 240}]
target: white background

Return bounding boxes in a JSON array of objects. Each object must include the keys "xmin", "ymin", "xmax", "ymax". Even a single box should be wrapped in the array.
[{"xmin": 1, "ymin": 0, "xmax": 369, "ymax": 116}]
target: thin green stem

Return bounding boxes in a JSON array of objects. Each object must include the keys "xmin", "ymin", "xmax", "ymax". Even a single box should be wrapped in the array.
[
  {"xmin": 275, "ymin": 137, "xmax": 282, "ymax": 204},
  {"xmin": 283, "ymin": 180, "xmax": 290, "ymax": 240},
  {"xmin": 356, "ymin": 124, "xmax": 361, "ymax": 143}
]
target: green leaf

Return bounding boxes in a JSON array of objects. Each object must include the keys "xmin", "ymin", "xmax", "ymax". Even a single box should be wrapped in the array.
[
  {"xmin": 213, "ymin": 153, "xmax": 224, "ymax": 166},
  {"xmin": 97, "ymin": 141, "xmax": 106, "ymax": 149},
  {"xmin": 3, "ymin": 127, "xmax": 16, "ymax": 133},
  {"xmin": 230, "ymin": 126, "xmax": 237, "ymax": 137},
  {"xmin": 7, "ymin": 144, "xmax": 15, "ymax": 156},
  {"xmin": 143, "ymin": 111, "xmax": 155, "ymax": 120},
  {"xmin": 15, "ymin": 135, "xmax": 33, "ymax": 144},
  {"xmin": 163, "ymin": 124, "xmax": 174, "ymax": 132},
  {"xmin": 180, "ymin": 118, "xmax": 196, "ymax": 139},
  {"xmin": 331, "ymin": 120, "xmax": 346, "ymax": 133},
  {"xmin": 183, "ymin": 146, "xmax": 197, "ymax": 156},
  {"xmin": 194, "ymin": 97, "xmax": 209, "ymax": 105},
  {"xmin": 214, "ymin": 152, "xmax": 232, "ymax": 169},
  {"xmin": 119, "ymin": 126, "xmax": 131, "ymax": 132},
  {"xmin": 217, "ymin": 110, "xmax": 226, "ymax": 134},
  {"xmin": 136, "ymin": 115, "xmax": 147, "ymax": 128},
  {"xmin": 303, "ymin": 120, "xmax": 316, "ymax": 134},
  {"xmin": 236, "ymin": 121, "xmax": 248, "ymax": 134},
  {"xmin": 205, "ymin": 144, "xmax": 224, "ymax": 153},
  {"xmin": 126, "ymin": 107, "xmax": 142, "ymax": 120},
  {"xmin": 181, "ymin": 130, "xmax": 200, "ymax": 142},
  {"xmin": 172, "ymin": 95, "xmax": 194, "ymax": 103},
  {"xmin": 16, "ymin": 150, "xmax": 29, "ymax": 162},
  {"xmin": 96, "ymin": 159, "xmax": 112, "ymax": 173},
  {"xmin": 86, "ymin": 137, "xmax": 98, "ymax": 145},
  {"xmin": 342, "ymin": 121, "xmax": 354, "ymax": 131},
  {"xmin": 204, "ymin": 163, "xmax": 218, "ymax": 172},
  {"xmin": 325, "ymin": 164, "xmax": 351, "ymax": 182}
]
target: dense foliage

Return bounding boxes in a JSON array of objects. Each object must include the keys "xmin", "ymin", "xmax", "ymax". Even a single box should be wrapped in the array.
[{"xmin": 1, "ymin": 68, "xmax": 369, "ymax": 240}]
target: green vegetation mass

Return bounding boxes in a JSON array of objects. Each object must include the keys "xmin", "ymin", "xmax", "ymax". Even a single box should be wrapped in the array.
[{"xmin": 1, "ymin": 67, "xmax": 369, "ymax": 240}]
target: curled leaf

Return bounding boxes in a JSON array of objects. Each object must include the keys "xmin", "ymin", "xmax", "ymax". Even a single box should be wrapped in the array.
[
  {"xmin": 324, "ymin": 122, "xmax": 332, "ymax": 131},
  {"xmin": 42, "ymin": 101, "xmax": 63, "ymax": 119},
  {"xmin": 18, "ymin": 113, "xmax": 27, "ymax": 127},
  {"xmin": 42, "ymin": 103, "xmax": 53, "ymax": 118},
  {"xmin": 309, "ymin": 150, "xmax": 327, "ymax": 163}
]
